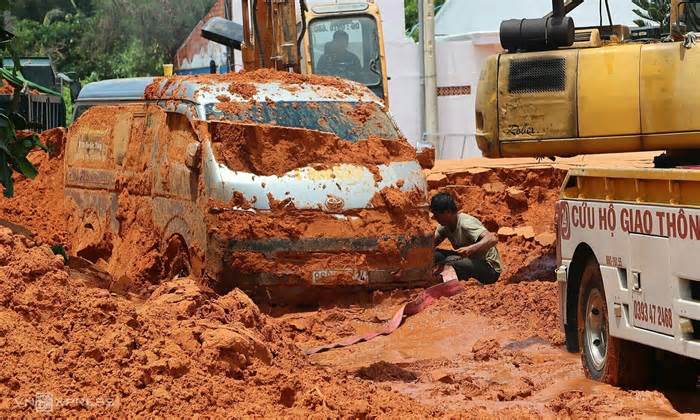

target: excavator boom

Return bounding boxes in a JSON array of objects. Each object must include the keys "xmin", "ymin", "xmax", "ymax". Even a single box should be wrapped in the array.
[{"xmin": 240, "ymin": 0, "xmax": 300, "ymax": 72}]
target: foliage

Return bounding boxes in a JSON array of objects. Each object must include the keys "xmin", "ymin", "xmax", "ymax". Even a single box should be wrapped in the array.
[
  {"xmin": 8, "ymin": 0, "xmax": 216, "ymax": 81},
  {"xmin": 0, "ymin": 2, "xmax": 48, "ymax": 197},
  {"xmin": 0, "ymin": 114, "xmax": 46, "ymax": 197},
  {"xmin": 62, "ymin": 86, "xmax": 74, "ymax": 125},
  {"xmin": 632, "ymin": 0, "xmax": 671, "ymax": 27},
  {"xmin": 405, "ymin": 0, "xmax": 447, "ymax": 42}
]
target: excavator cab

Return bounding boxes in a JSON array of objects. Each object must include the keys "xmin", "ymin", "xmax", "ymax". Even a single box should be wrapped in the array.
[
  {"xmin": 302, "ymin": 1, "xmax": 388, "ymax": 103},
  {"xmin": 202, "ymin": 1, "xmax": 389, "ymax": 105},
  {"xmin": 678, "ymin": 1, "xmax": 700, "ymax": 33}
]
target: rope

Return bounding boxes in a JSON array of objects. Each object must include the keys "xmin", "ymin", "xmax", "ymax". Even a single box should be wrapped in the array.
[{"xmin": 684, "ymin": 32, "xmax": 698, "ymax": 49}]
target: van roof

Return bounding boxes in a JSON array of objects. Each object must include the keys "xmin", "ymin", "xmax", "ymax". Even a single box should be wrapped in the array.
[
  {"xmin": 78, "ymin": 77, "xmax": 155, "ymax": 102},
  {"xmin": 76, "ymin": 71, "xmax": 378, "ymax": 105}
]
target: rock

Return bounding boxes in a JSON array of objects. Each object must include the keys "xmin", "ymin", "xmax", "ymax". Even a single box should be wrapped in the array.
[
  {"xmin": 514, "ymin": 226, "xmax": 536, "ymax": 240},
  {"xmin": 426, "ymin": 172, "xmax": 448, "ymax": 189},
  {"xmin": 472, "ymin": 338, "xmax": 502, "ymax": 361},
  {"xmin": 535, "ymin": 232, "xmax": 557, "ymax": 247},
  {"xmin": 152, "ymin": 386, "xmax": 171, "ymax": 401},
  {"xmin": 483, "ymin": 182, "xmax": 506, "ymax": 194},
  {"xmin": 506, "ymin": 187, "xmax": 528, "ymax": 209},
  {"xmin": 427, "ymin": 369, "xmax": 455, "ymax": 384},
  {"xmin": 202, "ymin": 327, "xmax": 272, "ymax": 376},
  {"xmin": 497, "ymin": 227, "xmax": 517, "ymax": 237}
]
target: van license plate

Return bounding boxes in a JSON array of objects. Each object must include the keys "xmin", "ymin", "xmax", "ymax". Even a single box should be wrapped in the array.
[{"xmin": 312, "ymin": 270, "xmax": 369, "ymax": 285}]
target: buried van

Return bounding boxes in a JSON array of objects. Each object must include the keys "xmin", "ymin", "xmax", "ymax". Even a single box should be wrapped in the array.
[{"xmin": 67, "ymin": 71, "xmax": 434, "ymax": 300}]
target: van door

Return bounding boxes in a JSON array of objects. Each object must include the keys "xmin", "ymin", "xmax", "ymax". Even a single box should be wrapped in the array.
[
  {"xmin": 117, "ymin": 106, "xmax": 159, "ymax": 194},
  {"xmin": 65, "ymin": 104, "xmax": 153, "ymax": 260},
  {"xmin": 152, "ymin": 111, "xmax": 203, "ymax": 255},
  {"xmin": 153, "ymin": 112, "xmax": 199, "ymax": 201}
]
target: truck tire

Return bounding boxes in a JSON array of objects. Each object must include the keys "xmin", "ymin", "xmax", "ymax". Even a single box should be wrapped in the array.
[{"xmin": 577, "ymin": 258, "xmax": 652, "ymax": 388}]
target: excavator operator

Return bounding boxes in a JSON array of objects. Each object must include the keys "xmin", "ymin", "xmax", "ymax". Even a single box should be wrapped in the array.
[
  {"xmin": 316, "ymin": 30, "xmax": 361, "ymax": 80},
  {"xmin": 431, "ymin": 192, "xmax": 502, "ymax": 285}
]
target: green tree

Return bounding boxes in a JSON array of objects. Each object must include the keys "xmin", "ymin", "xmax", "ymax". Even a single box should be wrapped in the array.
[
  {"xmin": 8, "ymin": 0, "xmax": 216, "ymax": 81},
  {"xmin": 405, "ymin": 0, "xmax": 447, "ymax": 41},
  {"xmin": 0, "ymin": 1, "xmax": 47, "ymax": 197},
  {"xmin": 632, "ymin": 0, "xmax": 671, "ymax": 27}
]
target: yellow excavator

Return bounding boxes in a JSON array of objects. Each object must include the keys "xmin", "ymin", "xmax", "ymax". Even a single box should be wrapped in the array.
[
  {"xmin": 204, "ymin": 0, "xmax": 389, "ymax": 103},
  {"xmin": 476, "ymin": 0, "xmax": 700, "ymax": 167}
]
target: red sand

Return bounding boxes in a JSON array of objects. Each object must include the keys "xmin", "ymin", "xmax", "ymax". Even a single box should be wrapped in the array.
[{"xmin": 1, "ymin": 121, "xmax": 695, "ymax": 416}]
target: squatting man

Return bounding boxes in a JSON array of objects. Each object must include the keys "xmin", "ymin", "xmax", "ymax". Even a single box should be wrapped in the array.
[{"xmin": 431, "ymin": 192, "xmax": 502, "ymax": 284}]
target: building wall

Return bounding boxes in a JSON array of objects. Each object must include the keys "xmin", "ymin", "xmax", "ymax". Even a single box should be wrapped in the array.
[{"xmin": 175, "ymin": 0, "xmax": 243, "ymax": 74}]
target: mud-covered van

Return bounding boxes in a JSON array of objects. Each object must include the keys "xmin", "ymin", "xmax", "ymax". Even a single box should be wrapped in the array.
[{"xmin": 68, "ymin": 71, "xmax": 434, "ymax": 300}]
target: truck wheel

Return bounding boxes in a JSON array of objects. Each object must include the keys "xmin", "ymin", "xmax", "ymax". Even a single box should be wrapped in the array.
[{"xmin": 578, "ymin": 258, "xmax": 651, "ymax": 388}]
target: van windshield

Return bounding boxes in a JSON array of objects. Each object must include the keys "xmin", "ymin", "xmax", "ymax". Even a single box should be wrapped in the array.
[{"xmin": 205, "ymin": 100, "xmax": 398, "ymax": 142}]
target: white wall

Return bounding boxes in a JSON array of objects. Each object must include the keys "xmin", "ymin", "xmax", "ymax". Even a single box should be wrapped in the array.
[
  {"xmin": 435, "ymin": 34, "xmax": 502, "ymax": 159},
  {"xmin": 375, "ymin": 0, "xmax": 423, "ymax": 145}
]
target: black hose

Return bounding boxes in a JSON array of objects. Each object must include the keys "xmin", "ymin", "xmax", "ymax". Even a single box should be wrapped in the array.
[
  {"xmin": 252, "ymin": 0, "xmax": 265, "ymax": 68},
  {"xmin": 599, "ymin": 0, "xmax": 602, "ymax": 27},
  {"xmin": 297, "ymin": 0, "xmax": 308, "ymax": 63},
  {"xmin": 605, "ymin": 0, "xmax": 613, "ymax": 26}
]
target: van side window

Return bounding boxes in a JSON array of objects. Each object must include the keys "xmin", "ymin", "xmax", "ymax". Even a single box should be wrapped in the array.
[
  {"xmin": 112, "ymin": 111, "xmax": 132, "ymax": 166},
  {"xmin": 154, "ymin": 112, "xmax": 199, "ymax": 200},
  {"xmin": 122, "ymin": 111, "xmax": 150, "ymax": 171}
]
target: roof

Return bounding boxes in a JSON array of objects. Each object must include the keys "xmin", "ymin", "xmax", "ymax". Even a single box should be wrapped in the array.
[
  {"xmin": 77, "ymin": 77, "xmax": 155, "ymax": 102},
  {"xmin": 77, "ymin": 73, "xmax": 378, "ymax": 105}
]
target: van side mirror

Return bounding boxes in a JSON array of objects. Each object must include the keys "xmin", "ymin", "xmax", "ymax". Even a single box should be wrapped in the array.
[{"xmin": 185, "ymin": 142, "xmax": 201, "ymax": 170}]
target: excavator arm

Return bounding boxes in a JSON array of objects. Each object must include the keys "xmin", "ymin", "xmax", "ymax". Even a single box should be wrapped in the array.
[{"xmin": 240, "ymin": 0, "xmax": 301, "ymax": 72}]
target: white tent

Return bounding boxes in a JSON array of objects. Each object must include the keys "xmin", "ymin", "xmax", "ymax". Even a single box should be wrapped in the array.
[{"xmin": 436, "ymin": 0, "xmax": 643, "ymax": 37}]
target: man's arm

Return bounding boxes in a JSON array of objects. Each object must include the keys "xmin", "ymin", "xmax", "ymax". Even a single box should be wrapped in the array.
[
  {"xmin": 434, "ymin": 229, "xmax": 445, "ymax": 247},
  {"xmin": 456, "ymin": 231, "xmax": 498, "ymax": 257}
]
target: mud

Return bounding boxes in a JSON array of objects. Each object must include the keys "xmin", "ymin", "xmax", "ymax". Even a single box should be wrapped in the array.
[
  {"xmin": 0, "ymin": 128, "xmax": 68, "ymax": 245},
  {"xmin": 292, "ymin": 280, "xmax": 691, "ymax": 418},
  {"xmin": 145, "ymin": 68, "xmax": 357, "ymax": 101},
  {"xmin": 3, "ymin": 124, "xmax": 696, "ymax": 417},
  {"xmin": 210, "ymin": 122, "xmax": 416, "ymax": 176},
  {"xmin": 0, "ymin": 228, "xmax": 440, "ymax": 417}
]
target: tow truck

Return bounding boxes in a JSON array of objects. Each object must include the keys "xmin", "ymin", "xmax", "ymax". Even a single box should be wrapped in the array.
[{"xmin": 476, "ymin": 0, "xmax": 700, "ymax": 387}]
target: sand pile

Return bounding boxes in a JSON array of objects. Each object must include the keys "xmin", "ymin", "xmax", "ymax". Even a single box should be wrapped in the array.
[
  {"xmin": 0, "ymin": 128, "xmax": 68, "ymax": 245},
  {"xmin": 0, "ymin": 228, "xmax": 433, "ymax": 416},
  {"xmin": 209, "ymin": 122, "xmax": 416, "ymax": 177}
]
